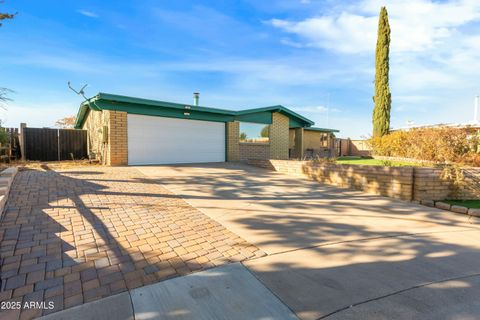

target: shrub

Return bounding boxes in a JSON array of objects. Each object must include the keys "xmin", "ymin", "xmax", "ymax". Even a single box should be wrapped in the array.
[
  {"xmin": 0, "ymin": 126, "xmax": 8, "ymax": 145},
  {"xmin": 369, "ymin": 127, "xmax": 480, "ymax": 166}
]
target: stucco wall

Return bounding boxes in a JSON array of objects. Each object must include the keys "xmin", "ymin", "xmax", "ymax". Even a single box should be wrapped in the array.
[{"xmin": 304, "ymin": 131, "xmax": 323, "ymax": 150}]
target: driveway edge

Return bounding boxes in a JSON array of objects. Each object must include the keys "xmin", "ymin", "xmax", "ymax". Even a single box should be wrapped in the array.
[{"xmin": 0, "ymin": 167, "xmax": 17, "ymax": 219}]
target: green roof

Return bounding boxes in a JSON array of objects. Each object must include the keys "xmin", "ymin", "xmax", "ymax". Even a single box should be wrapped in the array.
[
  {"xmin": 304, "ymin": 127, "xmax": 340, "ymax": 133},
  {"xmin": 74, "ymin": 93, "xmax": 322, "ymax": 130}
]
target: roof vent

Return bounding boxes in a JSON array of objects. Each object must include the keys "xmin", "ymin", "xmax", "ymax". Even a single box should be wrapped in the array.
[{"xmin": 193, "ymin": 92, "xmax": 199, "ymax": 106}]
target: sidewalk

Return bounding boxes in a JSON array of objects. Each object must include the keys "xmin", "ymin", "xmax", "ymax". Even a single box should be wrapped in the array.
[{"xmin": 39, "ymin": 263, "xmax": 298, "ymax": 320}]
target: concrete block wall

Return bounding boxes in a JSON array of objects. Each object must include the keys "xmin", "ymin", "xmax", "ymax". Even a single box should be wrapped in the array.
[
  {"xmin": 0, "ymin": 167, "xmax": 18, "ymax": 219},
  {"xmin": 226, "ymin": 121, "xmax": 240, "ymax": 161},
  {"xmin": 232, "ymin": 112, "xmax": 290, "ymax": 162},
  {"xmin": 247, "ymin": 159, "xmax": 480, "ymax": 201},
  {"xmin": 108, "ymin": 111, "xmax": 128, "ymax": 165},
  {"xmin": 239, "ymin": 143, "xmax": 270, "ymax": 161},
  {"xmin": 269, "ymin": 112, "xmax": 289, "ymax": 160},
  {"xmin": 413, "ymin": 167, "xmax": 480, "ymax": 201},
  {"xmin": 247, "ymin": 160, "xmax": 414, "ymax": 200}
]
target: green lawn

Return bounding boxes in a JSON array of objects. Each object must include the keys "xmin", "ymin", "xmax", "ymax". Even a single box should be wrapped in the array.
[
  {"xmin": 336, "ymin": 156, "xmax": 424, "ymax": 167},
  {"xmin": 443, "ymin": 200, "xmax": 480, "ymax": 209}
]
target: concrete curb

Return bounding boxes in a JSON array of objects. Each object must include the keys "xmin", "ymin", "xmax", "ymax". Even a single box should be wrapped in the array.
[
  {"xmin": 420, "ymin": 199, "xmax": 479, "ymax": 218},
  {"xmin": 38, "ymin": 263, "xmax": 298, "ymax": 320},
  {"xmin": 0, "ymin": 167, "xmax": 17, "ymax": 219}
]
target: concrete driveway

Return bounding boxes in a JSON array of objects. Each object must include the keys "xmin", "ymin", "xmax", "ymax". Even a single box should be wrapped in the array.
[{"xmin": 137, "ymin": 162, "xmax": 480, "ymax": 320}]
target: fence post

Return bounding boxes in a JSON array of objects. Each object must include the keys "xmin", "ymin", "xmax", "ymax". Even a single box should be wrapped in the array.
[
  {"xmin": 19, "ymin": 123, "xmax": 26, "ymax": 161},
  {"xmin": 57, "ymin": 129, "xmax": 61, "ymax": 161}
]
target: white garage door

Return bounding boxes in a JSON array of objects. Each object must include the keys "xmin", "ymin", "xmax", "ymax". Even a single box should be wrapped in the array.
[{"xmin": 127, "ymin": 114, "xmax": 225, "ymax": 165}]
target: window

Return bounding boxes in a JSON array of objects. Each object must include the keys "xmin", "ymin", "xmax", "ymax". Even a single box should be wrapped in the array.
[{"xmin": 239, "ymin": 122, "xmax": 269, "ymax": 143}]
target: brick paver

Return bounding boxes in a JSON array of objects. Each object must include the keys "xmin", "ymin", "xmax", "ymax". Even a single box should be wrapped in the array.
[{"xmin": 0, "ymin": 167, "xmax": 264, "ymax": 319}]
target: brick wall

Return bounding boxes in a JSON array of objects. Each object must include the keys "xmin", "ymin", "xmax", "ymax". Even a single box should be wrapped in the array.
[
  {"xmin": 247, "ymin": 159, "xmax": 480, "ymax": 201},
  {"xmin": 269, "ymin": 112, "xmax": 289, "ymax": 160},
  {"xmin": 82, "ymin": 109, "xmax": 128, "ymax": 166},
  {"xmin": 232, "ymin": 112, "xmax": 290, "ymax": 161},
  {"xmin": 226, "ymin": 121, "xmax": 240, "ymax": 161},
  {"xmin": 109, "ymin": 111, "xmax": 128, "ymax": 165},
  {"xmin": 239, "ymin": 143, "xmax": 270, "ymax": 161}
]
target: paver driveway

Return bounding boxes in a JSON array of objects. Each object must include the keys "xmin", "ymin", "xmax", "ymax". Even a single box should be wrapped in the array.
[
  {"xmin": 137, "ymin": 162, "xmax": 480, "ymax": 320},
  {"xmin": 0, "ymin": 166, "xmax": 263, "ymax": 319}
]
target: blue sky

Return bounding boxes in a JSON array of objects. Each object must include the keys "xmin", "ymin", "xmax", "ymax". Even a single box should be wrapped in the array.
[{"xmin": 1, "ymin": 0, "xmax": 479, "ymax": 138}]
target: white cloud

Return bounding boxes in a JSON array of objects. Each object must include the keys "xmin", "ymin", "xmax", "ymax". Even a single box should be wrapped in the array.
[
  {"xmin": 77, "ymin": 9, "xmax": 99, "ymax": 18},
  {"xmin": 270, "ymin": 13, "xmax": 377, "ymax": 53},
  {"xmin": 268, "ymin": 0, "xmax": 480, "ymax": 133},
  {"xmin": 269, "ymin": 0, "xmax": 480, "ymax": 54},
  {"xmin": 292, "ymin": 106, "xmax": 341, "ymax": 113}
]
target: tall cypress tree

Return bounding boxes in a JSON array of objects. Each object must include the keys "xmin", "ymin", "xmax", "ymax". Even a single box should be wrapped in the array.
[{"xmin": 372, "ymin": 6, "xmax": 391, "ymax": 137}]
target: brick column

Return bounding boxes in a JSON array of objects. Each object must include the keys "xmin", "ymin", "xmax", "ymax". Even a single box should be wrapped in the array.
[
  {"xmin": 293, "ymin": 127, "xmax": 304, "ymax": 159},
  {"xmin": 226, "ymin": 121, "xmax": 239, "ymax": 161},
  {"xmin": 269, "ymin": 112, "xmax": 289, "ymax": 160},
  {"xmin": 108, "ymin": 111, "xmax": 128, "ymax": 165}
]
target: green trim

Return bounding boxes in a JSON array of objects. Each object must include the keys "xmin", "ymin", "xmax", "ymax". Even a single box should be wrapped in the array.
[
  {"xmin": 236, "ymin": 105, "xmax": 314, "ymax": 127},
  {"xmin": 94, "ymin": 101, "xmax": 234, "ymax": 123},
  {"xmin": 75, "ymin": 92, "xmax": 317, "ymax": 129},
  {"xmin": 289, "ymin": 118, "xmax": 305, "ymax": 128},
  {"xmin": 94, "ymin": 93, "xmax": 234, "ymax": 115},
  {"xmin": 234, "ymin": 111, "xmax": 272, "ymax": 124},
  {"xmin": 304, "ymin": 127, "xmax": 340, "ymax": 133}
]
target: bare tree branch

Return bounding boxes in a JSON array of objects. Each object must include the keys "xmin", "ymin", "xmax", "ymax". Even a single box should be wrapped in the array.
[
  {"xmin": 0, "ymin": 1, "xmax": 16, "ymax": 27},
  {"xmin": 0, "ymin": 87, "xmax": 12, "ymax": 110}
]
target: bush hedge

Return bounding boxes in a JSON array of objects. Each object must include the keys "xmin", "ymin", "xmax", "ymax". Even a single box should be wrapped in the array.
[{"xmin": 369, "ymin": 127, "xmax": 480, "ymax": 166}]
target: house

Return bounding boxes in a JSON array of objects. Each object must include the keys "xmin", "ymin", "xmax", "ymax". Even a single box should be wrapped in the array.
[{"xmin": 74, "ymin": 93, "xmax": 339, "ymax": 165}]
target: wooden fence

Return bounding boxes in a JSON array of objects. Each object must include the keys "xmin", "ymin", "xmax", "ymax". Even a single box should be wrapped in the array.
[{"xmin": 23, "ymin": 127, "xmax": 87, "ymax": 161}]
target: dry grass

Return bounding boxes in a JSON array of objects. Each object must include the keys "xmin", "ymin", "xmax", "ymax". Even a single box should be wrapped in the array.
[{"xmin": 17, "ymin": 160, "xmax": 101, "ymax": 171}]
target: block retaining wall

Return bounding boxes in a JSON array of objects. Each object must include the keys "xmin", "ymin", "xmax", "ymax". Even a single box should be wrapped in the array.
[{"xmin": 247, "ymin": 159, "xmax": 480, "ymax": 201}]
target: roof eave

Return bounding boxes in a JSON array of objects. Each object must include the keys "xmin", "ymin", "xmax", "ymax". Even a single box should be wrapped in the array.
[
  {"xmin": 236, "ymin": 105, "xmax": 314, "ymax": 127},
  {"xmin": 304, "ymin": 127, "xmax": 340, "ymax": 133}
]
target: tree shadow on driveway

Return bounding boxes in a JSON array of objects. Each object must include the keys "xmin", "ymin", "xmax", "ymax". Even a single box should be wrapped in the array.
[
  {"xmin": 134, "ymin": 163, "xmax": 480, "ymax": 253},
  {"xmin": 0, "ymin": 166, "xmax": 262, "ymax": 319},
  {"xmin": 134, "ymin": 163, "xmax": 480, "ymax": 319}
]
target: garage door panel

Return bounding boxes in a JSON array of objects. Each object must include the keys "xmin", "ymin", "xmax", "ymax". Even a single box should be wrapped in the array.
[{"xmin": 128, "ymin": 114, "xmax": 225, "ymax": 165}]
